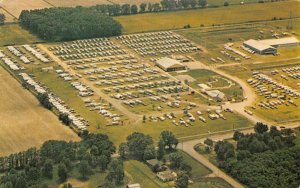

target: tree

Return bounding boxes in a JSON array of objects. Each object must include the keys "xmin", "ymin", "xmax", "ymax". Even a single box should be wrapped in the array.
[
  {"xmin": 143, "ymin": 145, "xmax": 156, "ymax": 161},
  {"xmin": 147, "ymin": 3, "xmax": 153, "ymax": 12},
  {"xmin": 0, "ymin": 13, "xmax": 5, "ymax": 25},
  {"xmin": 169, "ymin": 153, "xmax": 183, "ymax": 169},
  {"xmin": 26, "ymin": 167, "xmax": 39, "ymax": 182},
  {"xmin": 99, "ymin": 155, "xmax": 109, "ymax": 171},
  {"xmin": 204, "ymin": 138, "xmax": 213, "ymax": 148},
  {"xmin": 78, "ymin": 160, "xmax": 90, "ymax": 179},
  {"xmin": 37, "ymin": 93, "xmax": 52, "ymax": 110},
  {"xmin": 106, "ymin": 159, "xmax": 124, "ymax": 185},
  {"xmin": 190, "ymin": 0, "xmax": 197, "ymax": 8},
  {"xmin": 121, "ymin": 4, "xmax": 131, "ymax": 14},
  {"xmin": 254, "ymin": 122, "xmax": 268, "ymax": 134},
  {"xmin": 160, "ymin": 131, "xmax": 178, "ymax": 151},
  {"xmin": 118, "ymin": 143, "xmax": 129, "ymax": 159},
  {"xmin": 42, "ymin": 159, "xmax": 53, "ymax": 179},
  {"xmin": 130, "ymin": 5, "xmax": 138, "ymax": 14},
  {"xmin": 157, "ymin": 139, "xmax": 166, "ymax": 160},
  {"xmin": 214, "ymin": 141, "xmax": 235, "ymax": 161},
  {"xmin": 15, "ymin": 177, "xmax": 27, "ymax": 188},
  {"xmin": 126, "ymin": 132, "xmax": 153, "ymax": 160},
  {"xmin": 199, "ymin": 0, "xmax": 207, "ymax": 7},
  {"xmin": 176, "ymin": 172, "xmax": 189, "ymax": 188},
  {"xmin": 59, "ymin": 113, "xmax": 71, "ymax": 126},
  {"xmin": 233, "ymin": 131, "xmax": 244, "ymax": 141},
  {"xmin": 139, "ymin": 3, "xmax": 147, "ymax": 12},
  {"xmin": 224, "ymin": 1, "xmax": 229, "ymax": 6},
  {"xmin": 58, "ymin": 163, "xmax": 68, "ymax": 182}
]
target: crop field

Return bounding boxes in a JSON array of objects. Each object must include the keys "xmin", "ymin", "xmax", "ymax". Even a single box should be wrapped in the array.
[
  {"xmin": 0, "ymin": 0, "xmax": 52, "ymax": 19},
  {"xmin": 115, "ymin": 1, "xmax": 300, "ymax": 33},
  {"xmin": 0, "ymin": 24, "xmax": 42, "ymax": 47},
  {"xmin": 0, "ymin": 65, "xmax": 79, "ymax": 157},
  {"xmin": 46, "ymin": 0, "xmax": 111, "ymax": 7},
  {"xmin": 0, "ymin": 8, "xmax": 15, "ymax": 22},
  {"xmin": 110, "ymin": 0, "xmax": 162, "ymax": 4}
]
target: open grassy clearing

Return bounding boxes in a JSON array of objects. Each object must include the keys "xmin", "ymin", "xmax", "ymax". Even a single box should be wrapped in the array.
[
  {"xmin": 0, "ymin": 24, "xmax": 42, "ymax": 46},
  {"xmin": 0, "ymin": 65, "xmax": 79, "ymax": 157},
  {"xmin": 1, "ymin": 0, "xmax": 52, "ymax": 18},
  {"xmin": 115, "ymin": 1, "xmax": 300, "ymax": 33}
]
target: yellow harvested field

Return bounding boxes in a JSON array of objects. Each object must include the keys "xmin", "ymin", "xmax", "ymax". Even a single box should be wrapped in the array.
[
  {"xmin": 0, "ymin": 0, "xmax": 52, "ymax": 18},
  {"xmin": 116, "ymin": 1, "xmax": 300, "ymax": 33},
  {"xmin": 47, "ymin": 0, "xmax": 111, "ymax": 7},
  {"xmin": 0, "ymin": 66, "xmax": 80, "ymax": 157},
  {"xmin": 0, "ymin": 8, "xmax": 16, "ymax": 22}
]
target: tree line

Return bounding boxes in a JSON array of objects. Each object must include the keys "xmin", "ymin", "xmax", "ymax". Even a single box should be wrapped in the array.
[
  {"xmin": 211, "ymin": 123, "xmax": 300, "ymax": 188},
  {"xmin": 0, "ymin": 132, "xmax": 117, "ymax": 187},
  {"xmin": 19, "ymin": 7, "xmax": 122, "ymax": 41}
]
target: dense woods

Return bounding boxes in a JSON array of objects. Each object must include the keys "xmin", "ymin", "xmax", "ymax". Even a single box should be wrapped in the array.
[
  {"xmin": 214, "ymin": 123, "xmax": 300, "ymax": 188},
  {"xmin": 19, "ymin": 7, "xmax": 122, "ymax": 41}
]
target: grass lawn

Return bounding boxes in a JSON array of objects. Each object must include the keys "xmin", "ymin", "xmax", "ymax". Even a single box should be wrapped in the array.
[
  {"xmin": 115, "ymin": 1, "xmax": 300, "ymax": 33},
  {"xmin": 0, "ymin": 24, "xmax": 42, "ymax": 46},
  {"xmin": 172, "ymin": 69, "xmax": 244, "ymax": 101},
  {"xmin": 124, "ymin": 160, "xmax": 172, "ymax": 188}
]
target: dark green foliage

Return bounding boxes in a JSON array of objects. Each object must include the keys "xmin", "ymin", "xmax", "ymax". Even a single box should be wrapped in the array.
[
  {"xmin": 216, "ymin": 125, "xmax": 300, "ymax": 188},
  {"xmin": 0, "ymin": 133, "xmax": 115, "ymax": 187},
  {"xmin": 254, "ymin": 122, "xmax": 268, "ymax": 134},
  {"xmin": 19, "ymin": 7, "xmax": 122, "ymax": 41},
  {"xmin": 58, "ymin": 163, "xmax": 68, "ymax": 182},
  {"xmin": 199, "ymin": 0, "xmax": 207, "ymax": 7},
  {"xmin": 0, "ymin": 13, "xmax": 5, "ymax": 25},
  {"xmin": 214, "ymin": 141, "xmax": 235, "ymax": 161},
  {"xmin": 126, "ymin": 132, "xmax": 153, "ymax": 160},
  {"xmin": 37, "ymin": 93, "xmax": 52, "ymax": 110},
  {"xmin": 176, "ymin": 172, "xmax": 189, "ymax": 188},
  {"xmin": 224, "ymin": 1, "xmax": 229, "ymax": 6},
  {"xmin": 42, "ymin": 159, "xmax": 53, "ymax": 179},
  {"xmin": 59, "ymin": 113, "xmax": 72, "ymax": 126},
  {"xmin": 118, "ymin": 143, "xmax": 129, "ymax": 159},
  {"xmin": 157, "ymin": 139, "xmax": 166, "ymax": 160},
  {"xmin": 105, "ymin": 159, "xmax": 124, "ymax": 186},
  {"xmin": 160, "ymin": 131, "xmax": 178, "ymax": 151},
  {"xmin": 168, "ymin": 153, "xmax": 183, "ymax": 169},
  {"xmin": 78, "ymin": 160, "xmax": 90, "ymax": 179},
  {"xmin": 143, "ymin": 145, "xmax": 156, "ymax": 161}
]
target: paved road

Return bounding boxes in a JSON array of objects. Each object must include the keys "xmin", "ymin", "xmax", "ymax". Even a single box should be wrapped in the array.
[{"xmin": 178, "ymin": 122, "xmax": 300, "ymax": 188}]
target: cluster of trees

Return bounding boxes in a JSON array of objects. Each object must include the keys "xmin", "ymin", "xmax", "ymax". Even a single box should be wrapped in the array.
[
  {"xmin": 19, "ymin": 7, "xmax": 122, "ymax": 41},
  {"xmin": 119, "ymin": 130, "xmax": 179, "ymax": 161},
  {"xmin": 0, "ymin": 13, "xmax": 5, "ymax": 25},
  {"xmin": 118, "ymin": 130, "xmax": 191, "ymax": 188},
  {"xmin": 213, "ymin": 123, "xmax": 299, "ymax": 188},
  {"xmin": 0, "ymin": 133, "xmax": 118, "ymax": 187}
]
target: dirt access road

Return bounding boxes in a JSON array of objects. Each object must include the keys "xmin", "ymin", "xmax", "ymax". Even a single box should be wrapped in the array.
[{"xmin": 0, "ymin": 65, "xmax": 79, "ymax": 157}]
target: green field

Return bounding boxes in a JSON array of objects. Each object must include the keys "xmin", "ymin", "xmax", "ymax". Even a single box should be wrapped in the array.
[
  {"xmin": 115, "ymin": 1, "xmax": 300, "ymax": 33},
  {"xmin": 0, "ymin": 24, "xmax": 42, "ymax": 46}
]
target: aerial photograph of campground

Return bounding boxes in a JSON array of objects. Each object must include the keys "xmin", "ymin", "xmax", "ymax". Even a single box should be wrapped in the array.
[{"xmin": 0, "ymin": 0, "xmax": 300, "ymax": 187}]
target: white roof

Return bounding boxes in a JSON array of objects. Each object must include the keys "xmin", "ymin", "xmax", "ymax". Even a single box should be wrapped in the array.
[
  {"xmin": 206, "ymin": 90, "xmax": 225, "ymax": 99},
  {"xmin": 156, "ymin": 57, "xmax": 184, "ymax": 69},
  {"xmin": 259, "ymin": 37, "xmax": 299, "ymax": 46},
  {"xmin": 244, "ymin": 39, "xmax": 274, "ymax": 51},
  {"xmin": 127, "ymin": 184, "xmax": 141, "ymax": 188}
]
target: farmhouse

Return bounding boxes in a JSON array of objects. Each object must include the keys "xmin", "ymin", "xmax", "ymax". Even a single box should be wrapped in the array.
[
  {"xmin": 157, "ymin": 171, "xmax": 177, "ymax": 182},
  {"xmin": 156, "ymin": 57, "xmax": 186, "ymax": 72},
  {"xmin": 243, "ymin": 37, "xmax": 299, "ymax": 55},
  {"xmin": 126, "ymin": 183, "xmax": 141, "ymax": 188}
]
